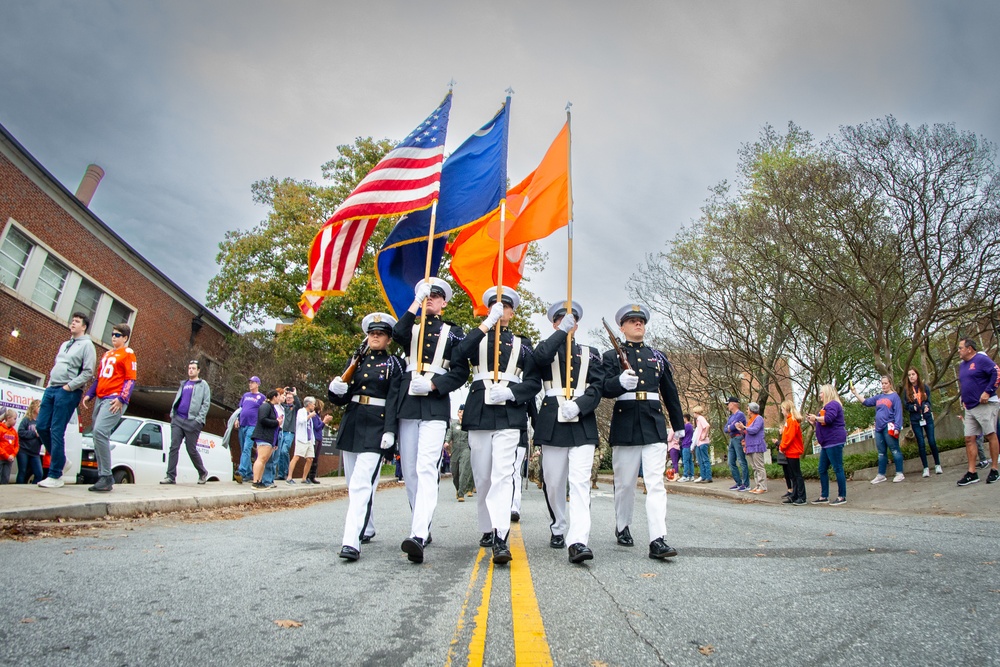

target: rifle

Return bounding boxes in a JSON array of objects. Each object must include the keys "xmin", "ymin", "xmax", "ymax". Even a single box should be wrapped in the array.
[
  {"xmin": 340, "ymin": 340, "xmax": 370, "ymax": 383},
  {"xmin": 601, "ymin": 318, "xmax": 632, "ymax": 371}
]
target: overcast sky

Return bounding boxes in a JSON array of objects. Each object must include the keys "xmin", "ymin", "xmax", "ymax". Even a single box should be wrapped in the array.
[{"xmin": 3, "ymin": 1, "xmax": 999, "ymax": 345}]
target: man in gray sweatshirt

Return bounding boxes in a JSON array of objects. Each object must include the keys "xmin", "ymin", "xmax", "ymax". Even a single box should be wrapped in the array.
[
  {"xmin": 162, "ymin": 360, "xmax": 212, "ymax": 484},
  {"xmin": 37, "ymin": 312, "xmax": 97, "ymax": 488}
]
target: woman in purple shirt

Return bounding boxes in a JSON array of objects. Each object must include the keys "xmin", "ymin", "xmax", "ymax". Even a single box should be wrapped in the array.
[
  {"xmin": 737, "ymin": 402, "xmax": 768, "ymax": 493},
  {"xmin": 850, "ymin": 376, "xmax": 905, "ymax": 484},
  {"xmin": 807, "ymin": 384, "xmax": 848, "ymax": 506}
]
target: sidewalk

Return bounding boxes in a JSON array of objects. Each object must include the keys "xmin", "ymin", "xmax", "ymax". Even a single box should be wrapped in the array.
[
  {"xmin": 659, "ymin": 453, "xmax": 999, "ymax": 519},
  {"xmin": 0, "ymin": 476, "xmax": 353, "ymax": 521}
]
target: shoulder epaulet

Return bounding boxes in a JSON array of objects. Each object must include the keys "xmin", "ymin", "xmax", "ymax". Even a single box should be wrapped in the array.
[{"xmin": 447, "ymin": 327, "xmax": 466, "ymax": 341}]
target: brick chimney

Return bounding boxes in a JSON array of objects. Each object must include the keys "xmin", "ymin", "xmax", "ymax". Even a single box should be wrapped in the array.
[{"xmin": 75, "ymin": 164, "xmax": 105, "ymax": 207}]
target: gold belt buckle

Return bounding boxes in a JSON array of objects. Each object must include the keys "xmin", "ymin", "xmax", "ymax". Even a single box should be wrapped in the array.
[
  {"xmin": 635, "ymin": 391, "xmax": 647, "ymax": 400},
  {"xmin": 358, "ymin": 396, "xmax": 371, "ymax": 405}
]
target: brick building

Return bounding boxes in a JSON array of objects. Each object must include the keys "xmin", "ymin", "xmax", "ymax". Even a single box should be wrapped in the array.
[{"xmin": 0, "ymin": 121, "xmax": 236, "ymax": 440}]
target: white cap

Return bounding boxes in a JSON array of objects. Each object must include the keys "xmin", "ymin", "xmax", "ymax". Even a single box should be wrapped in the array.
[
  {"xmin": 546, "ymin": 300, "xmax": 583, "ymax": 323},
  {"xmin": 614, "ymin": 303, "xmax": 650, "ymax": 326},
  {"xmin": 361, "ymin": 312, "xmax": 397, "ymax": 334},
  {"xmin": 417, "ymin": 277, "xmax": 453, "ymax": 302},
  {"xmin": 483, "ymin": 286, "xmax": 520, "ymax": 310}
]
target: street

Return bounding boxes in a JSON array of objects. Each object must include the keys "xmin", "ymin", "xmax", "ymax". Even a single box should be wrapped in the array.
[{"xmin": 1, "ymin": 479, "xmax": 998, "ymax": 667}]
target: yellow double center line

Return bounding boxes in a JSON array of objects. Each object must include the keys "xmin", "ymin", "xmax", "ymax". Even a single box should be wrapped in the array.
[{"xmin": 446, "ymin": 524, "xmax": 553, "ymax": 666}]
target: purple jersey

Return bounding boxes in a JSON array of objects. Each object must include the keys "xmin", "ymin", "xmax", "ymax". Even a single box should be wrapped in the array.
[
  {"xmin": 238, "ymin": 391, "xmax": 266, "ymax": 427},
  {"xmin": 959, "ymin": 352, "xmax": 999, "ymax": 410}
]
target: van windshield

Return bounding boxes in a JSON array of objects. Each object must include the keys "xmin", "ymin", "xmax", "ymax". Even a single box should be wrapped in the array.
[{"xmin": 110, "ymin": 418, "xmax": 142, "ymax": 444}]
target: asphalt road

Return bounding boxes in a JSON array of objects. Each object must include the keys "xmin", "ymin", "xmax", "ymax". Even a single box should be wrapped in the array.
[{"xmin": 1, "ymin": 478, "xmax": 998, "ymax": 667}]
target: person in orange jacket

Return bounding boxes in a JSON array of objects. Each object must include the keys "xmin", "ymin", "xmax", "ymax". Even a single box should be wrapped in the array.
[
  {"xmin": 778, "ymin": 399, "xmax": 805, "ymax": 504},
  {"xmin": 0, "ymin": 408, "xmax": 20, "ymax": 484}
]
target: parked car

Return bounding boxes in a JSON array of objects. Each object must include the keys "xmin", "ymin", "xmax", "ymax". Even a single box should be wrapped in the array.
[
  {"xmin": 77, "ymin": 416, "xmax": 230, "ymax": 485},
  {"xmin": 0, "ymin": 376, "xmax": 84, "ymax": 482}
]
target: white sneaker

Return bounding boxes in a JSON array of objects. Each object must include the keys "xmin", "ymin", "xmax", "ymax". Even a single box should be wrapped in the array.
[
  {"xmin": 893, "ymin": 473, "xmax": 905, "ymax": 483},
  {"xmin": 922, "ymin": 468, "xmax": 930, "ymax": 478},
  {"xmin": 676, "ymin": 477, "xmax": 688, "ymax": 483},
  {"xmin": 935, "ymin": 465, "xmax": 943, "ymax": 474},
  {"xmin": 693, "ymin": 477, "xmax": 703, "ymax": 483},
  {"xmin": 37, "ymin": 477, "xmax": 64, "ymax": 488},
  {"xmin": 871, "ymin": 474, "xmax": 887, "ymax": 484}
]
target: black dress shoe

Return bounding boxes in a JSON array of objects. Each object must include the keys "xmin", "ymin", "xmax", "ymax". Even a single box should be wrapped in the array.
[
  {"xmin": 648, "ymin": 538, "xmax": 678, "ymax": 560},
  {"xmin": 616, "ymin": 526, "xmax": 634, "ymax": 547},
  {"xmin": 550, "ymin": 534, "xmax": 566, "ymax": 549},
  {"xmin": 510, "ymin": 511, "xmax": 520, "ymax": 523},
  {"xmin": 492, "ymin": 536, "xmax": 512, "ymax": 564},
  {"xmin": 568, "ymin": 543, "xmax": 594, "ymax": 564},
  {"xmin": 479, "ymin": 532, "xmax": 494, "ymax": 548},
  {"xmin": 360, "ymin": 533, "xmax": 375, "ymax": 544},
  {"xmin": 338, "ymin": 546, "xmax": 360, "ymax": 561},
  {"xmin": 401, "ymin": 537, "xmax": 425, "ymax": 563}
]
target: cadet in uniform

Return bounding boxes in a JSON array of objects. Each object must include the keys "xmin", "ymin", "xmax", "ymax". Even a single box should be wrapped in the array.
[
  {"xmin": 533, "ymin": 300, "xmax": 607, "ymax": 564},
  {"xmin": 329, "ymin": 313, "xmax": 404, "ymax": 561},
  {"xmin": 601, "ymin": 304, "xmax": 685, "ymax": 560},
  {"xmin": 454, "ymin": 287, "xmax": 542, "ymax": 564},
  {"xmin": 392, "ymin": 277, "xmax": 469, "ymax": 564}
]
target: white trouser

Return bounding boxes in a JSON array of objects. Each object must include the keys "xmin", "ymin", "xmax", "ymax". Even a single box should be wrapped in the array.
[
  {"xmin": 341, "ymin": 451, "xmax": 382, "ymax": 550},
  {"xmin": 541, "ymin": 444, "xmax": 595, "ymax": 546},
  {"xmin": 468, "ymin": 429, "xmax": 520, "ymax": 539},
  {"xmin": 399, "ymin": 419, "xmax": 446, "ymax": 540},
  {"xmin": 511, "ymin": 447, "xmax": 526, "ymax": 513},
  {"xmin": 612, "ymin": 443, "xmax": 667, "ymax": 543}
]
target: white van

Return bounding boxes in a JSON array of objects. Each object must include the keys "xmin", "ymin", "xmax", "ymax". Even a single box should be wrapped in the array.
[
  {"xmin": 77, "ymin": 416, "xmax": 231, "ymax": 485},
  {"xmin": 0, "ymin": 376, "xmax": 84, "ymax": 483}
]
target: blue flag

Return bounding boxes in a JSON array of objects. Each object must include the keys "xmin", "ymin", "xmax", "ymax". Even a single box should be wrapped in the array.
[{"xmin": 375, "ymin": 99, "xmax": 509, "ymax": 317}]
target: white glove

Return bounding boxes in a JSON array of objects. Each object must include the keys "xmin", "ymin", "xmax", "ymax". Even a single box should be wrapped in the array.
[
  {"xmin": 560, "ymin": 400, "xmax": 581, "ymax": 420},
  {"xmin": 380, "ymin": 433, "xmax": 395, "ymax": 450},
  {"xmin": 673, "ymin": 430, "xmax": 685, "ymax": 441},
  {"xmin": 414, "ymin": 282, "xmax": 432, "ymax": 304},
  {"xmin": 329, "ymin": 376, "xmax": 348, "ymax": 396},
  {"xmin": 558, "ymin": 312, "xmax": 576, "ymax": 333},
  {"xmin": 489, "ymin": 385, "xmax": 515, "ymax": 403},
  {"xmin": 409, "ymin": 375, "xmax": 433, "ymax": 395},
  {"xmin": 619, "ymin": 369, "xmax": 638, "ymax": 390},
  {"xmin": 482, "ymin": 302, "xmax": 505, "ymax": 329}
]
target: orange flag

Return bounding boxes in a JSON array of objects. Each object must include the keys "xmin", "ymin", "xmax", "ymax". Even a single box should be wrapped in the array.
[{"xmin": 448, "ymin": 122, "xmax": 569, "ymax": 314}]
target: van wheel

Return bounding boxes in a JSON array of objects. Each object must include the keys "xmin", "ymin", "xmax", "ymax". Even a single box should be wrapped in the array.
[{"xmin": 113, "ymin": 469, "xmax": 133, "ymax": 485}]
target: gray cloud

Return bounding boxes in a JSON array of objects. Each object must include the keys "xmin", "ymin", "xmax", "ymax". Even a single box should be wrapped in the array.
[{"xmin": 2, "ymin": 0, "xmax": 999, "ymax": 341}]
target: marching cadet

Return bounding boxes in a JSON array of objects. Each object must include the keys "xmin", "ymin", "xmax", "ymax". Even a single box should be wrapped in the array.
[
  {"xmin": 454, "ymin": 286, "xmax": 542, "ymax": 564},
  {"xmin": 392, "ymin": 278, "xmax": 469, "ymax": 564},
  {"xmin": 329, "ymin": 313, "xmax": 404, "ymax": 562},
  {"xmin": 533, "ymin": 300, "xmax": 608, "ymax": 564},
  {"xmin": 601, "ymin": 303, "xmax": 685, "ymax": 560}
]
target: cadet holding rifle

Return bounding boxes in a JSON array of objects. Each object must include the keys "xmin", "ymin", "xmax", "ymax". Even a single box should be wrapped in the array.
[{"xmin": 601, "ymin": 304, "xmax": 685, "ymax": 560}]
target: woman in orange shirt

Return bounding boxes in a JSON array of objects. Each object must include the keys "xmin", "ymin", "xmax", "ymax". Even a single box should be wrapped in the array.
[
  {"xmin": 0, "ymin": 408, "xmax": 20, "ymax": 484},
  {"xmin": 778, "ymin": 399, "xmax": 805, "ymax": 504}
]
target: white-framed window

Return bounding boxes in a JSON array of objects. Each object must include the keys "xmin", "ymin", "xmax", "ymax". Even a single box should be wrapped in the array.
[
  {"xmin": 32, "ymin": 254, "xmax": 69, "ymax": 312},
  {"xmin": 0, "ymin": 225, "xmax": 33, "ymax": 289},
  {"xmin": 0, "ymin": 358, "xmax": 44, "ymax": 386},
  {"xmin": 1, "ymin": 220, "xmax": 137, "ymax": 336}
]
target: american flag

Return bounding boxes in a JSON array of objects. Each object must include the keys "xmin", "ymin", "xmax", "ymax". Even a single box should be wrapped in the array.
[{"xmin": 299, "ymin": 92, "xmax": 452, "ymax": 319}]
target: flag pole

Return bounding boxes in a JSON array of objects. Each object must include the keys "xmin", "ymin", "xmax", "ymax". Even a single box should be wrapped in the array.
[
  {"xmin": 564, "ymin": 103, "xmax": 575, "ymax": 400},
  {"xmin": 493, "ymin": 198, "xmax": 506, "ymax": 383},
  {"xmin": 416, "ymin": 199, "xmax": 439, "ymax": 373}
]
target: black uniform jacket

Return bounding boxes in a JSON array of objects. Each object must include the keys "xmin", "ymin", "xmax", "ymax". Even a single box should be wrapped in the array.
[
  {"xmin": 601, "ymin": 341, "xmax": 684, "ymax": 446},
  {"xmin": 532, "ymin": 329, "xmax": 607, "ymax": 447},
  {"xmin": 392, "ymin": 312, "xmax": 469, "ymax": 422},
  {"xmin": 329, "ymin": 349, "xmax": 404, "ymax": 453},
  {"xmin": 455, "ymin": 326, "xmax": 542, "ymax": 432}
]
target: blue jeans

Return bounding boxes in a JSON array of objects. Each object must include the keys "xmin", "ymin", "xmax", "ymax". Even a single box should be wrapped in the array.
[
  {"xmin": 727, "ymin": 437, "xmax": 749, "ymax": 487},
  {"xmin": 874, "ymin": 427, "xmax": 903, "ymax": 476},
  {"xmin": 238, "ymin": 425, "xmax": 255, "ymax": 479},
  {"xmin": 681, "ymin": 446, "xmax": 693, "ymax": 478},
  {"xmin": 910, "ymin": 414, "xmax": 940, "ymax": 468},
  {"xmin": 262, "ymin": 446, "xmax": 277, "ymax": 485},
  {"xmin": 695, "ymin": 443, "xmax": 712, "ymax": 481},
  {"xmin": 16, "ymin": 452, "xmax": 44, "ymax": 483},
  {"xmin": 819, "ymin": 444, "xmax": 846, "ymax": 499},
  {"xmin": 275, "ymin": 431, "xmax": 294, "ymax": 478},
  {"xmin": 35, "ymin": 386, "xmax": 82, "ymax": 480}
]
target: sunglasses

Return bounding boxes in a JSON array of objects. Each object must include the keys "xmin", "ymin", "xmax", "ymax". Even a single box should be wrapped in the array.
[{"xmin": 111, "ymin": 332, "xmax": 126, "ymax": 338}]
